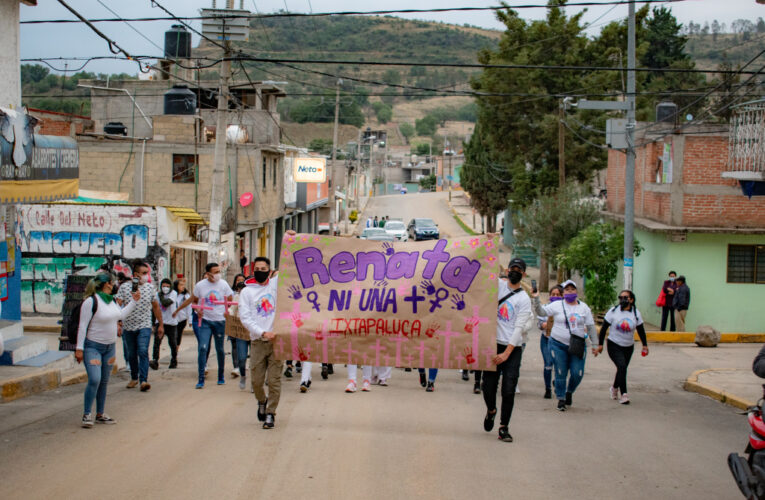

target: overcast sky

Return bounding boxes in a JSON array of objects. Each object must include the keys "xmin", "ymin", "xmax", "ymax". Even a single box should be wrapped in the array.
[{"xmin": 20, "ymin": 0, "xmax": 765, "ymax": 75}]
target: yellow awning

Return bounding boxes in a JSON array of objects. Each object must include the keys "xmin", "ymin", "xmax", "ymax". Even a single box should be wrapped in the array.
[
  {"xmin": 165, "ymin": 206, "xmax": 207, "ymax": 225},
  {"xmin": 0, "ymin": 179, "xmax": 78, "ymax": 204}
]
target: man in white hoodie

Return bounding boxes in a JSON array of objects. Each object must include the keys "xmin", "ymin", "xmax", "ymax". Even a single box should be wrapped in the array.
[{"xmin": 239, "ymin": 256, "xmax": 281, "ymax": 429}]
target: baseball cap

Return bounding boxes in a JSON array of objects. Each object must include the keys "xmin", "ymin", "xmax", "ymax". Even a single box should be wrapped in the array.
[
  {"xmin": 561, "ymin": 279, "xmax": 577, "ymax": 289},
  {"xmin": 508, "ymin": 257, "xmax": 527, "ymax": 272}
]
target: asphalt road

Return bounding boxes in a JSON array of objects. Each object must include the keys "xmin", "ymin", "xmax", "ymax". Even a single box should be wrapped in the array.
[{"xmin": 0, "ymin": 192, "xmax": 750, "ymax": 500}]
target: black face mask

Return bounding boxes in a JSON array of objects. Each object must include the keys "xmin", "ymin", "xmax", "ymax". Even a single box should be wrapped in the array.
[
  {"xmin": 619, "ymin": 298, "xmax": 631, "ymax": 308},
  {"xmin": 508, "ymin": 270, "xmax": 523, "ymax": 285},
  {"xmin": 253, "ymin": 270, "xmax": 270, "ymax": 283}
]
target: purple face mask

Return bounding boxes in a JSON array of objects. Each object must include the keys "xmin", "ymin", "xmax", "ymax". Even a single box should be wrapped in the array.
[
  {"xmin": 564, "ymin": 293, "xmax": 578, "ymax": 303},
  {"xmin": 549, "ymin": 296, "xmax": 563, "ymax": 302}
]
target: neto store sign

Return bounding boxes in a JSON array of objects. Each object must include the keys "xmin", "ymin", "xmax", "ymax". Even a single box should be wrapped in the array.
[{"xmin": 294, "ymin": 157, "xmax": 326, "ymax": 183}]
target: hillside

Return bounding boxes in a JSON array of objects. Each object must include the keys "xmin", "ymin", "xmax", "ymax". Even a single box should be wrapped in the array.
[{"xmin": 686, "ymin": 32, "xmax": 765, "ymax": 71}]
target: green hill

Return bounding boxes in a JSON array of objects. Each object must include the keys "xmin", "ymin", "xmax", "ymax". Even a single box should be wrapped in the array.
[{"xmin": 685, "ymin": 32, "xmax": 765, "ymax": 71}]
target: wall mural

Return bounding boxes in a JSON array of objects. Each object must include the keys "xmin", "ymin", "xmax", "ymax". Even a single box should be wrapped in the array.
[{"xmin": 16, "ymin": 204, "xmax": 166, "ymax": 314}]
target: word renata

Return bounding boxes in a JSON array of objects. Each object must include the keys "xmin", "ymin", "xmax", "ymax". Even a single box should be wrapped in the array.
[{"xmin": 293, "ymin": 239, "xmax": 479, "ymax": 293}]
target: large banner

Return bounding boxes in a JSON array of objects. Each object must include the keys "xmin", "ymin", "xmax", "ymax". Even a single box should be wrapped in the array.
[{"xmin": 273, "ymin": 234, "xmax": 501, "ymax": 370}]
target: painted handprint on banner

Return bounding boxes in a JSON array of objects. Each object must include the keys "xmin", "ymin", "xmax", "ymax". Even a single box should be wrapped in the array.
[
  {"xmin": 382, "ymin": 242, "xmax": 395, "ymax": 256},
  {"xmin": 464, "ymin": 346, "xmax": 476, "ymax": 365},
  {"xmin": 314, "ymin": 329, "xmax": 324, "ymax": 341},
  {"xmin": 297, "ymin": 345, "xmax": 310, "ymax": 362},
  {"xmin": 288, "ymin": 284, "xmax": 303, "ymax": 300},
  {"xmin": 425, "ymin": 322, "xmax": 441, "ymax": 338},
  {"xmin": 291, "ymin": 313, "xmax": 304, "ymax": 328},
  {"xmin": 374, "ymin": 279, "xmax": 389, "ymax": 288},
  {"xmin": 420, "ymin": 279, "xmax": 436, "ymax": 295},
  {"xmin": 451, "ymin": 294, "xmax": 466, "ymax": 311},
  {"xmin": 464, "ymin": 317, "xmax": 480, "ymax": 333}
]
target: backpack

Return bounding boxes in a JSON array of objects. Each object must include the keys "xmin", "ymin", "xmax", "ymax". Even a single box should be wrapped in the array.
[{"xmin": 66, "ymin": 296, "xmax": 98, "ymax": 345}]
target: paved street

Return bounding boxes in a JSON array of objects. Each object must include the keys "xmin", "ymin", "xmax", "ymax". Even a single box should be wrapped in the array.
[{"xmin": 0, "ymin": 192, "xmax": 755, "ymax": 500}]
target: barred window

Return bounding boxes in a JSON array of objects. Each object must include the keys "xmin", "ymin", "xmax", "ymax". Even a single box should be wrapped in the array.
[
  {"xmin": 172, "ymin": 154, "xmax": 196, "ymax": 183},
  {"xmin": 727, "ymin": 245, "xmax": 765, "ymax": 284}
]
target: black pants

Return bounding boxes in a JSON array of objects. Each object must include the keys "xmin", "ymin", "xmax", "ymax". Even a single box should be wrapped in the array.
[
  {"xmin": 152, "ymin": 324, "xmax": 178, "ymax": 362},
  {"xmin": 660, "ymin": 306, "xmax": 676, "ymax": 331},
  {"xmin": 607, "ymin": 340, "xmax": 634, "ymax": 395},
  {"xmin": 474, "ymin": 370, "xmax": 482, "ymax": 384},
  {"xmin": 176, "ymin": 320, "xmax": 187, "ymax": 346},
  {"xmin": 482, "ymin": 343, "xmax": 522, "ymax": 427}
]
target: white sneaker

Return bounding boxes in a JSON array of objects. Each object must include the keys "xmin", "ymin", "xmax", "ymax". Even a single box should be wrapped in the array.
[
  {"xmin": 81, "ymin": 413, "xmax": 94, "ymax": 428},
  {"xmin": 239, "ymin": 377, "xmax": 246, "ymax": 390},
  {"xmin": 515, "ymin": 384, "xmax": 520, "ymax": 394},
  {"xmin": 609, "ymin": 387, "xmax": 619, "ymax": 400},
  {"xmin": 345, "ymin": 380, "xmax": 357, "ymax": 393},
  {"xmin": 231, "ymin": 368, "xmax": 240, "ymax": 379},
  {"xmin": 362, "ymin": 379, "xmax": 371, "ymax": 392},
  {"xmin": 619, "ymin": 393, "xmax": 630, "ymax": 405}
]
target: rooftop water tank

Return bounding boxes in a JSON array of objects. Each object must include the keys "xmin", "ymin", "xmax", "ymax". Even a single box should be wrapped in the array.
[
  {"xmin": 656, "ymin": 101, "xmax": 678, "ymax": 124},
  {"xmin": 104, "ymin": 122, "xmax": 127, "ymax": 136},
  {"xmin": 164, "ymin": 25, "xmax": 191, "ymax": 59},
  {"xmin": 164, "ymin": 85, "xmax": 197, "ymax": 115}
]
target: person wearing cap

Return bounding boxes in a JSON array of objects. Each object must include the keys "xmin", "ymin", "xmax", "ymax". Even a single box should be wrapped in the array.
[
  {"xmin": 532, "ymin": 279, "xmax": 598, "ymax": 411},
  {"xmin": 672, "ymin": 275, "xmax": 691, "ymax": 331},
  {"xmin": 482, "ymin": 257, "xmax": 531, "ymax": 443}
]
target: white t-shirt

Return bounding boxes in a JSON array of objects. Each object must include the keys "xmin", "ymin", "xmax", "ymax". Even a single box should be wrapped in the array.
[
  {"xmin": 542, "ymin": 299, "xmax": 595, "ymax": 346},
  {"xmin": 496, "ymin": 280, "xmax": 531, "ymax": 346},
  {"xmin": 192, "ymin": 279, "xmax": 234, "ymax": 322},
  {"xmin": 604, "ymin": 306, "xmax": 644, "ymax": 347},
  {"xmin": 157, "ymin": 289, "xmax": 178, "ymax": 326},
  {"xmin": 77, "ymin": 294, "xmax": 137, "ymax": 350},
  {"xmin": 175, "ymin": 291, "xmax": 191, "ymax": 322},
  {"xmin": 239, "ymin": 277, "xmax": 279, "ymax": 341}
]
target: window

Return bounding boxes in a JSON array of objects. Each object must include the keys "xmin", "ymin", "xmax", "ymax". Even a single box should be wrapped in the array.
[
  {"xmin": 727, "ymin": 245, "xmax": 765, "ymax": 283},
  {"xmin": 262, "ymin": 156, "xmax": 267, "ymax": 191},
  {"xmin": 272, "ymin": 158, "xmax": 277, "ymax": 188},
  {"xmin": 172, "ymin": 154, "xmax": 196, "ymax": 183}
]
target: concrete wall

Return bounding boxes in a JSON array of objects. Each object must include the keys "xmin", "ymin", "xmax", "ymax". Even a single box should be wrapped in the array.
[
  {"xmin": 630, "ymin": 227, "xmax": 765, "ymax": 333},
  {"xmin": 0, "ymin": 0, "xmax": 20, "ymax": 109}
]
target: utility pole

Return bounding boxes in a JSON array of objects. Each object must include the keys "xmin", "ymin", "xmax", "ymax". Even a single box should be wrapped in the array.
[
  {"xmin": 448, "ymin": 150, "xmax": 453, "ymax": 202},
  {"xmin": 623, "ymin": 0, "xmax": 636, "ymax": 290},
  {"xmin": 558, "ymin": 100, "xmax": 565, "ymax": 188},
  {"xmin": 329, "ymin": 78, "xmax": 341, "ymax": 236}
]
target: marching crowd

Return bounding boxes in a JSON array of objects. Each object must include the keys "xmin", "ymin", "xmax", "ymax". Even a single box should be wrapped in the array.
[{"xmin": 74, "ymin": 232, "xmax": 651, "ymax": 442}]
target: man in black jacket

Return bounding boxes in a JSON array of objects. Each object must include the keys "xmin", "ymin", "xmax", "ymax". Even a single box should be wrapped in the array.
[{"xmin": 672, "ymin": 276, "xmax": 691, "ymax": 332}]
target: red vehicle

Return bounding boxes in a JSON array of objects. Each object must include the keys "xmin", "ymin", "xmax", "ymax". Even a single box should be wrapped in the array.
[{"xmin": 729, "ymin": 387, "xmax": 765, "ymax": 499}]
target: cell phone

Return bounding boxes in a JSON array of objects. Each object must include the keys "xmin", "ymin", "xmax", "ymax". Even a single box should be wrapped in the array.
[
  {"xmin": 531, "ymin": 279, "xmax": 538, "ymax": 293},
  {"xmin": 131, "ymin": 277, "xmax": 140, "ymax": 292}
]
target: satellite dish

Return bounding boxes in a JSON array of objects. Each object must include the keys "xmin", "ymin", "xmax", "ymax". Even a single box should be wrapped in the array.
[{"xmin": 686, "ymin": 114, "xmax": 693, "ymax": 122}]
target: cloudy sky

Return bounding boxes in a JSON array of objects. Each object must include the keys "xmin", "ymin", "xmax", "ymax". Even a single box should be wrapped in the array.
[{"xmin": 20, "ymin": 0, "xmax": 765, "ymax": 75}]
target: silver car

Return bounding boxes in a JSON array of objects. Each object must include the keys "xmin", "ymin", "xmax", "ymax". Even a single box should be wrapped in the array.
[
  {"xmin": 359, "ymin": 227, "xmax": 387, "ymax": 239},
  {"xmin": 383, "ymin": 220, "xmax": 408, "ymax": 241}
]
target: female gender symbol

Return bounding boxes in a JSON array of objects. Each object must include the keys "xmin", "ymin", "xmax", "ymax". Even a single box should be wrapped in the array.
[
  {"xmin": 306, "ymin": 291, "xmax": 321, "ymax": 312},
  {"xmin": 428, "ymin": 288, "xmax": 449, "ymax": 313}
]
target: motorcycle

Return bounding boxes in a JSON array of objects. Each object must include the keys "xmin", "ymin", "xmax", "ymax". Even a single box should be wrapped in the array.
[{"xmin": 729, "ymin": 386, "xmax": 765, "ymax": 499}]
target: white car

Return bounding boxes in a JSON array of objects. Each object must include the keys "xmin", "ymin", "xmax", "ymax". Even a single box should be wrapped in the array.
[
  {"xmin": 383, "ymin": 220, "xmax": 408, "ymax": 241},
  {"xmin": 359, "ymin": 227, "xmax": 387, "ymax": 239}
]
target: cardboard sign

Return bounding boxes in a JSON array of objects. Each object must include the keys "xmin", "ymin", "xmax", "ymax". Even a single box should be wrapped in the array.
[
  {"xmin": 225, "ymin": 315, "xmax": 251, "ymax": 341},
  {"xmin": 273, "ymin": 234, "xmax": 500, "ymax": 370}
]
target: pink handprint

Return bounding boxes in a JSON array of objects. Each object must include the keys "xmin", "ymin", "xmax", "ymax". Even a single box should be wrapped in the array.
[
  {"xmin": 464, "ymin": 317, "xmax": 479, "ymax": 333},
  {"xmin": 297, "ymin": 345, "xmax": 309, "ymax": 362},
  {"xmin": 464, "ymin": 346, "xmax": 476, "ymax": 365},
  {"xmin": 291, "ymin": 313, "xmax": 304, "ymax": 328}
]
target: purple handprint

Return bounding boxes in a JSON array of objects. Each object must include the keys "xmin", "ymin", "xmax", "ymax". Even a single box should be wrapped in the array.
[
  {"xmin": 420, "ymin": 279, "xmax": 436, "ymax": 295},
  {"xmin": 382, "ymin": 242, "xmax": 395, "ymax": 256},
  {"xmin": 451, "ymin": 294, "xmax": 466, "ymax": 311},
  {"xmin": 374, "ymin": 279, "xmax": 389, "ymax": 288},
  {"xmin": 288, "ymin": 284, "xmax": 303, "ymax": 300}
]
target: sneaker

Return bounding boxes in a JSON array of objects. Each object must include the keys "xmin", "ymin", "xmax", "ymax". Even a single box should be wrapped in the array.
[
  {"xmin": 257, "ymin": 400, "xmax": 267, "ymax": 422},
  {"xmin": 169, "ymin": 359, "xmax": 177, "ymax": 369},
  {"xmin": 619, "ymin": 393, "xmax": 630, "ymax": 405},
  {"xmin": 345, "ymin": 380, "xmax": 357, "ymax": 393},
  {"xmin": 557, "ymin": 400, "xmax": 567, "ymax": 411},
  {"xmin": 263, "ymin": 413, "xmax": 275, "ymax": 429},
  {"xmin": 378, "ymin": 379, "xmax": 388, "ymax": 387},
  {"xmin": 474, "ymin": 382, "xmax": 481, "ymax": 394},
  {"xmin": 483, "ymin": 409, "xmax": 496, "ymax": 432},
  {"xmin": 239, "ymin": 378, "xmax": 246, "ymax": 391},
  {"xmin": 81, "ymin": 413, "xmax": 94, "ymax": 429},
  {"xmin": 362, "ymin": 379, "xmax": 371, "ymax": 392},
  {"xmin": 284, "ymin": 366, "xmax": 293, "ymax": 378},
  {"xmin": 371, "ymin": 375, "xmax": 379, "ymax": 385},
  {"xmin": 196, "ymin": 382, "xmax": 204, "ymax": 389},
  {"xmin": 321, "ymin": 364, "xmax": 329, "ymax": 380},
  {"xmin": 462, "ymin": 370, "xmax": 469, "ymax": 381},
  {"xmin": 404, "ymin": 368, "xmax": 412, "ymax": 372},
  {"xmin": 126, "ymin": 379, "xmax": 139, "ymax": 389},
  {"xmin": 217, "ymin": 378, "xmax": 225, "ymax": 385},
  {"xmin": 565, "ymin": 391, "xmax": 572, "ymax": 406},
  {"xmin": 426, "ymin": 381, "xmax": 434, "ymax": 392},
  {"xmin": 609, "ymin": 387, "xmax": 619, "ymax": 400},
  {"xmin": 204, "ymin": 367, "xmax": 209, "ymax": 377},
  {"xmin": 296, "ymin": 362, "xmax": 302, "ymax": 373},
  {"xmin": 498, "ymin": 426, "xmax": 513, "ymax": 443},
  {"xmin": 149, "ymin": 360, "xmax": 159, "ymax": 371},
  {"xmin": 231, "ymin": 368, "xmax": 240, "ymax": 379},
  {"xmin": 515, "ymin": 385, "xmax": 520, "ymax": 394},
  {"xmin": 300, "ymin": 381, "xmax": 310, "ymax": 393},
  {"xmin": 95, "ymin": 414, "xmax": 116, "ymax": 425},
  {"xmin": 140, "ymin": 382, "xmax": 151, "ymax": 392},
  {"xmin": 544, "ymin": 388, "xmax": 552, "ymax": 399},
  {"xmin": 419, "ymin": 371, "xmax": 426, "ymax": 387},
  {"xmin": 327, "ymin": 364, "xmax": 334, "ymax": 375}
]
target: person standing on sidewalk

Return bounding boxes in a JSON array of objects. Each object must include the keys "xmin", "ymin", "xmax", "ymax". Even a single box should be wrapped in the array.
[
  {"xmin": 77, "ymin": 272, "xmax": 141, "ymax": 428},
  {"xmin": 117, "ymin": 260, "xmax": 163, "ymax": 392},
  {"xmin": 174, "ymin": 278, "xmax": 191, "ymax": 348},
  {"xmin": 150, "ymin": 278, "xmax": 178, "ymax": 370},
  {"xmin": 482, "ymin": 257, "xmax": 531, "ymax": 443},
  {"xmin": 596, "ymin": 290, "xmax": 649, "ymax": 404},
  {"xmin": 660, "ymin": 271, "xmax": 678, "ymax": 332},
  {"xmin": 176, "ymin": 263, "xmax": 234, "ymax": 389},
  {"xmin": 673, "ymin": 276, "xmax": 691, "ymax": 332},
  {"xmin": 239, "ymin": 256, "xmax": 282, "ymax": 429}
]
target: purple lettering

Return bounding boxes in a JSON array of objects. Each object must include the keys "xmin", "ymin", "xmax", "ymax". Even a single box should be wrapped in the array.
[
  {"xmin": 356, "ymin": 251, "xmax": 386, "ymax": 281},
  {"xmin": 328, "ymin": 290, "xmax": 349, "ymax": 311},
  {"xmin": 293, "ymin": 247, "xmax": 329, "ymax": 289},
  {"xmin": 328, "ymin": 251, "xmax": 355, "ymax": 283},
  {"xmin": 421, "ymin": 239, "xmax": 450, "ymax": 279},
  {"xmin": 441, "ymin": 256, "xmax": 481, "ymax": 293},
  {"xmin": 386, "ymin": 251, "xmax": 419, "ymax": 280},
  {"xmin": 383, "ymin": 288, "xmax": 397, "ymax": 313}
]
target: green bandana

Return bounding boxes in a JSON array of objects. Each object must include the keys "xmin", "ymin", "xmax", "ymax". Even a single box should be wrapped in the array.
[{"xmin": 96, "ymin": 291, "xmax": 114, "ymax": 305}]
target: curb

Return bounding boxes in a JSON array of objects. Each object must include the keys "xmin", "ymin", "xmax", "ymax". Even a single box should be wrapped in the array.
[
  {"xmin": 683, "ymin": 369, "xmax": 755, "ymax": 410},
  {"xmin": 23, "ymin": 325, "xmax": 61, "ymax": 333},
  {"xmin": 643, "ymin": 333, "xmax": 765, "ymax": 343},
  {"xmin": 1, "ymin": 369, "xmax": 61, "ymax": 403}
]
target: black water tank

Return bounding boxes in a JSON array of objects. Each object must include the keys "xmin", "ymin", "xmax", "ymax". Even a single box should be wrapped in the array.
[
  {"xmin": 104, "ymin": 122, "xmax": 127, "ymax": 135},
  {"xmin": 164, "ymin": 25, "xmax": 191, "ymax": 59},
  {"xmin": 164, "ymin": 85, "xmax": 197, "ymax": 115},
  {"xmin": 656, "ymin": 101, "xmax": 679, "ymax": 124}
]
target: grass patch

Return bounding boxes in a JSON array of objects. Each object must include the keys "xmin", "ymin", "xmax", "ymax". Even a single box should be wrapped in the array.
[{"xmin": 453, "ymin": 214, "xmax": 479, "ymax": 235}]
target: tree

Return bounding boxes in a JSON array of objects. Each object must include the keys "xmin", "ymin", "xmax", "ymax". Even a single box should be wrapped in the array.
[
  {"xmin": 711, "ymin": 20, "xmax": 720, "ymax": 41},
  {"xmin": 372, "ymin": 102, "xmax": 392, "ymax": 124},
  {"xmin": 308, "ymin": 138, "xmax": 334, "ymax": 156},
  {"xmin": 411, "ymin": 142, "xmax": 431, "ymax": 156},
  {"xmin": 415, "ymin": 114, "xmax": 438, "ymax": 136},
  {"xmin": 419, "ymin": 174, "xmax": 436, "ymax": 191},
  {"xmin": 399, "ymin": 122, "xmax": 415, "ymax": 144},
  {"xmin": 557, "ymin": 223, "xmax": 643, "ymax": 316}
]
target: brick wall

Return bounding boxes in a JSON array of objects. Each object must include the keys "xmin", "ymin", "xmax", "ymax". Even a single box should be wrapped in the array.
[{"xmin": 29, "ymin": 108, "xmax": 93, "ymax": 137}]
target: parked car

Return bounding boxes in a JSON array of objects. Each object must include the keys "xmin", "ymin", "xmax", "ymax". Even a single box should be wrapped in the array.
[
  {"xmin": 383, "ymin": 220, "xmax": 408, "ymax": 241},
  {"xmin": 407, "ymin": 218, "xmax": 440, "ymax": 241},
  {"xmin": 367, "ymin": 234, "xmax": 396, "ymax": 242},
  {"xmin": 359, "ymin": 227, "xmax": 387, "ymax": 239}
]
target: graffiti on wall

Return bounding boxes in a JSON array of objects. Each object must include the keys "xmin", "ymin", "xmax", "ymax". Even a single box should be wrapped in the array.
[{"xmin": 16, "ymin": 204, "xmax": 167, "ymax": 314}]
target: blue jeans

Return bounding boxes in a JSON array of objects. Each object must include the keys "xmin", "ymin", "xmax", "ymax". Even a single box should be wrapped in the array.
[
  {"xmin": 198, "ymin": 319, "xmax": 226, "ymax": 383},
  {"xmin": 540, "ymin": 335, "xmax": 554, "ymax": 389},
  {"xmin": 549, "ymin": 337, "xmax": 586, "ymax": 401},
  {"xmin": 83, "ymin": 339, "xmax": 116, "ymax": 415},
  {"xmin": 233, "ymin": 338, "xmax": 249, "ymax": 377},
  {"xmin": 417, "ymin": 368, "xmax": 438, "ymax": 382},
  {"xmin": 124, "ymin": 327, "xmax": 152, "ymax": 383}
]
